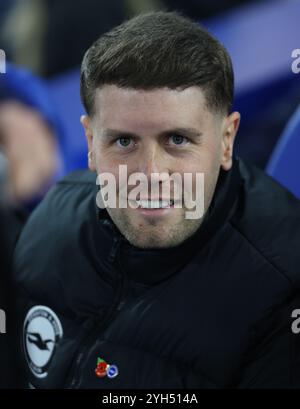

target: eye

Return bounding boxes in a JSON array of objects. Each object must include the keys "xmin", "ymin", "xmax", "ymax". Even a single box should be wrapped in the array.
[
  {"xmin": 168, "ymin": 134, "xmax": 189, "ymax": 146},
  {"xmin": 116, "ymin": 136, "xmax": 134, "ymax": 148}
]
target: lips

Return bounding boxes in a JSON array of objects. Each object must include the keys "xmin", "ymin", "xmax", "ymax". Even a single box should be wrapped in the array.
[{"xmin": 136, "ymin": 199, "xmax": 175, "ymax": 209}]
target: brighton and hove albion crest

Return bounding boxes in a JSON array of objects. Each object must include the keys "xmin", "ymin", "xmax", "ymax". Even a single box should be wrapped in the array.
[{"xmin": 23, "ymin": 305, "xmax": 63, "ymax": 378}]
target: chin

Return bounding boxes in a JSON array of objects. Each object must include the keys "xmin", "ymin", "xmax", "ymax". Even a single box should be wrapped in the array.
[{"xmin": 126, "ymin": 231, "xmax": 185, "ymax": 249}]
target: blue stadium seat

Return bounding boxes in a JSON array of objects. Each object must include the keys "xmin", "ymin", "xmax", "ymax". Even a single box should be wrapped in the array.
[{"xmin": 266, "ymin": 104, "xmax": 300, "ymax": 199}]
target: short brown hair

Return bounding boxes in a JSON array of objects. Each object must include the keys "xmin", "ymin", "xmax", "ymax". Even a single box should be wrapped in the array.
[{"xmin": 80, "ymin": 11, "xmax": 234, "ymax": 116}]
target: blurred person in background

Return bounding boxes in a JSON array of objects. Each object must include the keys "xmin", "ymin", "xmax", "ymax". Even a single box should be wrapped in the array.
[
  {"xmin": 0, "ymin": 63, "xmax": 63, "ymax": 207},
  {"xmin": 0, "ymin": 63, "xmax": 63, "ymax": 387},
  {"xmin": 0, "ymin": 102, "xmax": 58, "ymax": 205}
]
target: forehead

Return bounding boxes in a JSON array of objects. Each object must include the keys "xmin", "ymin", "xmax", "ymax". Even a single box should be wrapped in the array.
[{"xmin": 92, "ymin": 85, "xmax": 213, "ymax": 132}]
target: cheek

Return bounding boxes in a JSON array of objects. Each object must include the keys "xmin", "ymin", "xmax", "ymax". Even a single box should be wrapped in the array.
[
  {"xmin": 176, "ymin": 145, "xmax": 221, "ymax": 197},
  {"xmin": 94, "ymin": 144, "xmax": 136, "ymax": 172},
  {"xmin": 176, "ymin": 144, "xmax": 220, "ymax": 175},
  {"xmin": 96, "ymin": 162, "xmax": 133, "ymax": 197},
  {"xmin": 93, "ymin": 150, "xmax": 117, "ymax": 176}
]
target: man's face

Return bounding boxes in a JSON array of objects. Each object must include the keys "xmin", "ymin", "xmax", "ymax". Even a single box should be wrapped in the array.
[{"xmin": 82, "ymin": 85, "xmax": 240, "ymax": 248}]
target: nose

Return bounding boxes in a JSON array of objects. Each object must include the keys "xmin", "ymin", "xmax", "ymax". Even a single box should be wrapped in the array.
[{"xmin": 138, "ymin": 143, "xmax": 170, "ymax": 183}]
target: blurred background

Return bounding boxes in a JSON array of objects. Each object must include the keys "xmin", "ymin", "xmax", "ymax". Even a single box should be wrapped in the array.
[{"xmin": 0, "ymin": 0, "xmax": 300, "ymax": 210}]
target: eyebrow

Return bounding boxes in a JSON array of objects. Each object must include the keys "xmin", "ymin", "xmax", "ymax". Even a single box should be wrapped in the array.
[{"xmin": 101, "ymin": 127, "xmax": 203, "ymax": 141}]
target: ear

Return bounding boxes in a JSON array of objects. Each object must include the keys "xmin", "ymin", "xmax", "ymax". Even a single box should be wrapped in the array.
[
  {"xmin": 80, "ymin": 115, "xmax": 96, "ymax": 172},
  {"xmin": 220, "ymin": 111, "xmax": 240, "ymax": 171}
]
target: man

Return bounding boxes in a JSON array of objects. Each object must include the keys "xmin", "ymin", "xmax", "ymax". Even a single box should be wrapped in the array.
[{"xmin": 14, "ymin": 11, "xmax": 300, "ymax": 388}]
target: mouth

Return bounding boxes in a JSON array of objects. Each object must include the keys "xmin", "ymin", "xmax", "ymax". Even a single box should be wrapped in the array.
[
  {"xmin": 135, "ymin": 199, "xmax": 175, "ymax": 209},
  {"xmin": 127, "ymin": 198, "xmax": 179, "ymax": 218}
]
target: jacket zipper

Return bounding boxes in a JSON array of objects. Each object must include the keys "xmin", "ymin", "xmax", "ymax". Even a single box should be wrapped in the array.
[{"xmin": 65, "ymin": 236, "xmax": 128, "ymax": 388}]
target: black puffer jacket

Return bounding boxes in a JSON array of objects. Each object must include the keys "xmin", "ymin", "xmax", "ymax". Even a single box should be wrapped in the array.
[{"xmin": 13, "ymin": 158, "xmax": 300, "ymax": 388}]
